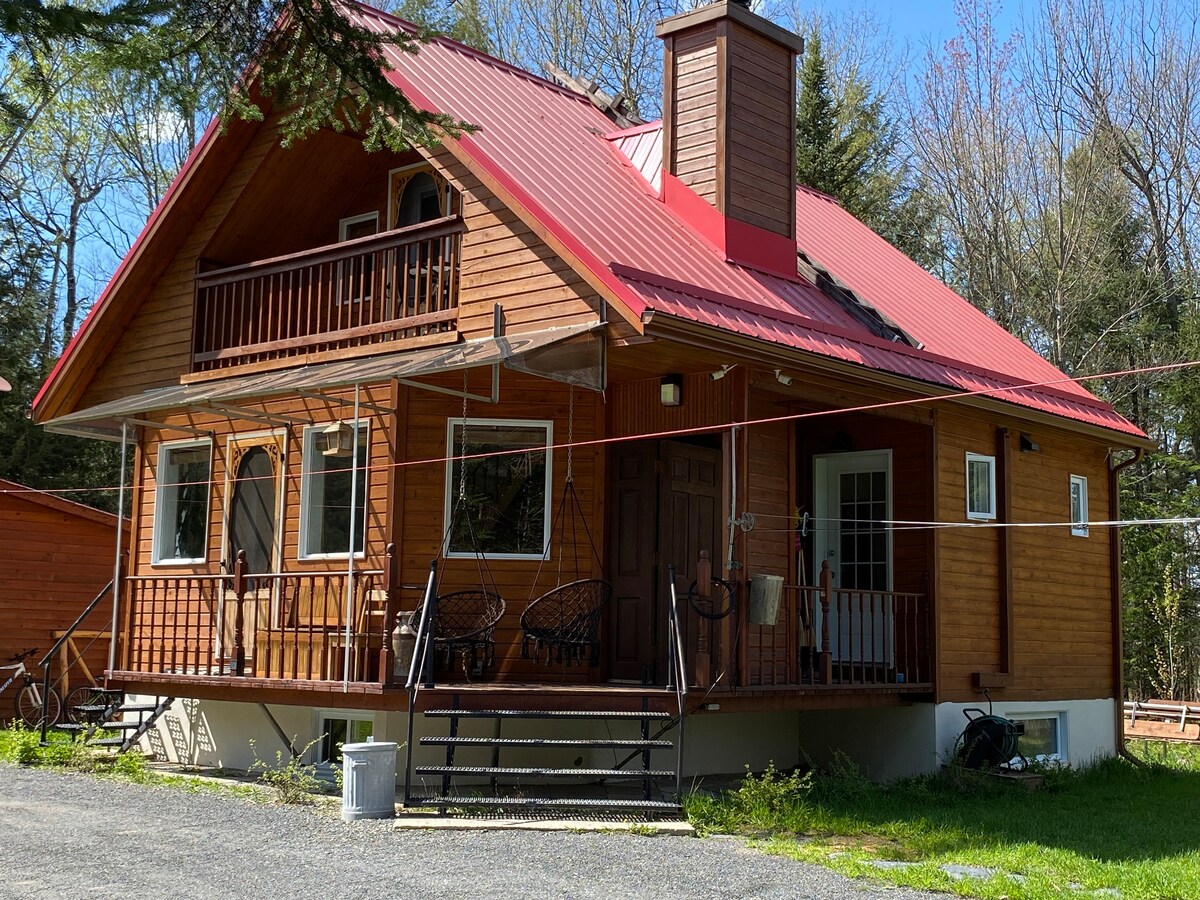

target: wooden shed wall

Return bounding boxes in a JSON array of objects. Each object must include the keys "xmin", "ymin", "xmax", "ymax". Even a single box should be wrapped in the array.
[
  {"xmin": 0, "ymin": 494, "xmax": 122, "ymax": 706},
  {"xmin": 935, "ymin": 409, "xmax": 1115, "ymax": 703}
]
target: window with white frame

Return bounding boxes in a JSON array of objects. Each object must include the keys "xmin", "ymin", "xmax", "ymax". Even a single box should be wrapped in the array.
[
  {"xmin": 1070, "ymin": 474, "xmax": 1089, "ymax": 537},
  {"xmin": 444, "ymin": 419, "xmax": 552, "ymax": 559},
  {"xmin": 1009, "ymin": 713, "xmax": 1065, "ymax": 764},
  {"xmin": 315, "ymin": 711, "xmax": 374, "ymax": 765},
  {"xmin": 300, "ymin": 423, "xmax": 368, "ymax": 558},
  {"xmin": 965, "ymin": 452, "xmax": 996, "ymax": 521},
  {"xmin": 153, "ymin": 440, "xmax": 212, "ymax": 564}
]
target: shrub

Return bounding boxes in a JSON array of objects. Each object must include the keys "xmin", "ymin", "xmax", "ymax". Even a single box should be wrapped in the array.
[{"xmin": 248, "ymin": 737, "xmax": 323, "ymax": 805}]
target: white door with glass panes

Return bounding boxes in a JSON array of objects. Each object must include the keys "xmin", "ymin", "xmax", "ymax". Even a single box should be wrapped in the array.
[{"xmin": 813, "ymin": 450, "xmax": 895, "ymax": 666}]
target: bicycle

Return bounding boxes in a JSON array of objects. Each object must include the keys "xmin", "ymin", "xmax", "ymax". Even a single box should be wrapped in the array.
[{"xmin": 0, "ymin": 648, "xmax": 62, "ymax": 727}]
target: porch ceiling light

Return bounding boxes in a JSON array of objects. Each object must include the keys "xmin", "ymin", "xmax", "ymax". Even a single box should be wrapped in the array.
[
  {"xmin": 709, "ymin": 364, "xmax": 734, "ymax": 382},
  {"xmin": 660, "ymin": 374, "xmax": 683, "ymax": 407},
  {"xmin": 318, "ymin": 420, "xmax": 355, "ymax": 457},
  {"xmin": 773, "ymin": 369, "xmax": 793, "ymax": 386}
]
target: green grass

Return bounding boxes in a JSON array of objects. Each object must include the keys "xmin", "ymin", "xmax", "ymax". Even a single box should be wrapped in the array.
[
  {"xmin": 0, "ymin": 723, "xmax": 265, "ymax": 800},
  {"xmin": 684, "ymin": 744, "xmax": 1200, "ymax": 900}
]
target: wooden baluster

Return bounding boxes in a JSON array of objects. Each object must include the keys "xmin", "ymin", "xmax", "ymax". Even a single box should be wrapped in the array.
[
  {"xmin": 233, "ymin": 550, "xmax": 247, "ymax": 677},
  {"xmin": 379, "ymin": 543, "xmax": 398, "ymax": 685},
  {"xmin": 818, "ymin": 561, "xmax": 833, "ymax": 684}
]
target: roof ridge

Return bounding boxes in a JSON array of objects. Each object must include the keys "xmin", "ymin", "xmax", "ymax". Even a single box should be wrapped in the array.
[{"xmin": 345, "ymin": 0, "xmax": 603, "ymax": 111}]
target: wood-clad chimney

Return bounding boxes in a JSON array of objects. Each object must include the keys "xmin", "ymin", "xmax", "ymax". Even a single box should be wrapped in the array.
[{"xmin": 657, "ymin": 1, "xmax": 803, "ymax": 275}]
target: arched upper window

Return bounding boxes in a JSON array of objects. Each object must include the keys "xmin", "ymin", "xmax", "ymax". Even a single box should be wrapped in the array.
[{"xmin": 389, "ymin": 167, "xmax": 457, "ymax": 229}]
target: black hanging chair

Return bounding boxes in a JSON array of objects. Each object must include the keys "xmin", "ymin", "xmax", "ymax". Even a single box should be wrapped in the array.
[{"xmin": 520, "ymin": 386, "xmax": 612, "ymax": 666}]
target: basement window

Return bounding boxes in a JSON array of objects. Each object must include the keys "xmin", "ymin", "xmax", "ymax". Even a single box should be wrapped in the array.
[
  {"xmin": 153, "ymin": 439, "xmax": 212, "ymax": 565},
  {"xmin": 1008, "ymin": 713, "xmax": 1065, "ymax": 765},
  {"xmin": 965, "ymin": 452, "xmax": 996, "ymax": 521},
  {"xmin": 1070, "ymin": 475, "xmax": 1089, "ymax": 537},
  {"xmin": 315, "ymin": 712, "xmax": 374, "ymax": 765},
  {"xmin": 444, "ymin": 418, "xmax": 552, "ymax": 559}
]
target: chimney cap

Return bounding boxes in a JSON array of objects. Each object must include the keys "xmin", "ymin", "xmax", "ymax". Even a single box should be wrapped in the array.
[{"xmin": 656, "ymin": 0, "xmax": 804, "ymax": 54}]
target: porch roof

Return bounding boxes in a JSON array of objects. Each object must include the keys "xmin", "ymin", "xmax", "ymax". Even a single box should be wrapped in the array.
[{"xmin": 44, "ymin": 322, "xmax": 600, "ymax": 440}]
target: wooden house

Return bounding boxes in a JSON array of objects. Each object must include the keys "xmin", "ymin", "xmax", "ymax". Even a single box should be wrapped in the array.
[
  {"xmin": 31, "ymin": 1, "xmax": 1151, "ymax": 804},
  {"xmin": 0, "ymin": 480, "xmax": 126, "ymax": 711}
]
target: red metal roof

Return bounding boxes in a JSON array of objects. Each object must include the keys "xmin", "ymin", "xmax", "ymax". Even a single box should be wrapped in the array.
[{"xmin": 38, "ymin": 0, "xmax": 1144, "ymax": 442}]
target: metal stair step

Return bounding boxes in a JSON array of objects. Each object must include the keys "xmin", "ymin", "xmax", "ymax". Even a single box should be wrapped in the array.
[
  {"xmin": 414, "ymin": 766, "xmax": 675, "ymax": 779},
  {"xmin": 74, "ymin": 703, "xmax": 160, "ymax": 714},
  {"xmin": 419, "ymin": 736, "xmax": 673, "ymax": 749},
  {"xmin": 405, "ymin": 795, "xmax": 682, "ymax": 812},
  {"xmin": 422, "ymin": 709, "xmax": 672, "ymax": 721},
  {"xmin": 86, "ymin": 737, "xmax": 127, "ymax": 748},
  {"xmin": 57, "ymin": 721, "xmax": 142, "ymax": 732}
]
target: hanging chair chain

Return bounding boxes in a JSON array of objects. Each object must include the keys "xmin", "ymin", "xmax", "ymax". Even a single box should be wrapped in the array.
[
  {"xmin": 458, "ymin": 373, "xmax": 469, "ymax": 502},
  {"xmin": 565, "ymin": 384, "xmax": 574, "ymax": 485}
]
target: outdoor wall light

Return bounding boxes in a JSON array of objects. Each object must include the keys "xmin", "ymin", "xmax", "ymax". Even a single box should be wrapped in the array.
[
  {"xmin": 709, "ymin": 364, "xmax": 734, "ymax": 381},
  {"xmin": 1019, "ymin": 432, "xmax": 1040, "ymax": 453},
  {"xmin": 318, "ymin": 420, "xmax": 355, "ymax": 457},
  {"xmin": 660, "ymin": 374, "xmax": 683, "ymax": 407},
  {"xmin": 774, "ymin": 368, "xmax": 793, "ymax": 386}
]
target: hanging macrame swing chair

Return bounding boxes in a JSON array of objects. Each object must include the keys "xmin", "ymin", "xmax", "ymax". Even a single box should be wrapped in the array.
[
  {"xmin": 410, "ymin": 387, "xmax": 505, "ymax": 678},
  {"xmin": 520, "ymin": 386, "xmax": 613, "ymax": 666}
]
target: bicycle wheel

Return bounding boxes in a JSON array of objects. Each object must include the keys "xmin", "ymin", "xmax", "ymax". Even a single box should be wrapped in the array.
[
  {"xmin": 65, "ymin": 685, "xmax": 109, "ymax": 724},
  {"xmin": 16, "ymin": 683, "xmax": 61, "ymax": 728}
]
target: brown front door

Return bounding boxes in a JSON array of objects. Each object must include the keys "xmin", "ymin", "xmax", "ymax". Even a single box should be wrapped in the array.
[{"xmin": 607, "ymin": 440, "xmax": 722, "ymax": 684}]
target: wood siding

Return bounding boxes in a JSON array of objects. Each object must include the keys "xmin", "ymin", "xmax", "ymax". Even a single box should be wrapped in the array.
[
  {"xmin": 76, "ymin": 119, "xmax": 601, "ymax": 410},
  {"xmin": 935, "ymin": 410, "xmax": 1114, "ymax": 702},
  {"xmin": 0, "ymin": 491, "xmax": 123, "ymax": 705},
  {"xmin": 726, "ymin": 23, "xmax": 795, "ymax": 236},
  {"xmin": 668, "ymin": 25, "xmax": 719, "ymax": 204}
]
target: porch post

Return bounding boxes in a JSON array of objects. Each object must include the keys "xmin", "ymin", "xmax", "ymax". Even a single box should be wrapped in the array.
[
  {"xmin": 342, "ymin": 384, "xmax": 362, "ymax": 690},
  {"xmin": 108, "ymin": 420, "xmax": 128, "ymax": 675},
  {"xmin": 379, "ymin": 542, "xmax": 398, "ymax": 684},
  {"xmin": 232, "ymin": 550, "xmax": 247, "ymax": 676},
  {"xmin": 818, "ymin": 560, "xmax": 833, "ymax": 684}
]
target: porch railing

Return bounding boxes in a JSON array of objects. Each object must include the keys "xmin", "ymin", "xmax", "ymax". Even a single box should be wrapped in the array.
[
  {"xmin": 121, "ymin": 545, "xmax": 403, "ymax": 685},
  {"xmin": 192, "ymin": 216, "xmax": 463, "ymax": 372},
  {"xmin": 785, "ymin": 561, "xmax": 931, "ymax": 688}
]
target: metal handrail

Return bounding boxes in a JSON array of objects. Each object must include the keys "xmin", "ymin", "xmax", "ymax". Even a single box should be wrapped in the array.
[
  {"xmin": 666, "ymin": 565, "xmax": 688, "ymax": 800},
  {"xmin": 403, "ymin": 560, "xmax": 438, "ymax": 806},
  {"xmin": 39, "ymin": 579, "xmax": 113, "ymax": 742}
]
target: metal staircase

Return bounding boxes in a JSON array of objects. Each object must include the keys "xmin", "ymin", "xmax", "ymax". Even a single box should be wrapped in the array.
[
  {"xmin": 400, "ymin": 561, "xmax": 690, "ymax": 817},
  {"xmin": 58, "ymin": 689, "xmax": 175, "ymax": 753}
]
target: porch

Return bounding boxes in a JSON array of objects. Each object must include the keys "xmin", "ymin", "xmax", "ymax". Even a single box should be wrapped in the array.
[{"xmin": 106, "ymin": 543, "xmax": 933, "ymax": 710}]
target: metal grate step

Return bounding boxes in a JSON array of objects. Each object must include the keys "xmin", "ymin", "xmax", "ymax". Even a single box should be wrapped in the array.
[
  {"xmin": 86, "ymin": 737, "xmax": 127, "ymax": 748},
  {"xmin": 405, "ymin": 795, "xmax": 681, "ymax": 812},
  {"xmin": 414, "ymin": 766, "xmax": 674, "ymax": 779},
  {"xmin": 420, "ymin": 736, "xmax": 673, "ymax": 749},
  {"xmin": 73, "ymin": 703, "xmax": 160, "ymax": 714},
  {"xmin": 58, "ymin": 721, "xmax": 142, "ymax": 732},
  {"xmin": 422, "ymin": 709, "xmax": 672, "ymax": 721}
]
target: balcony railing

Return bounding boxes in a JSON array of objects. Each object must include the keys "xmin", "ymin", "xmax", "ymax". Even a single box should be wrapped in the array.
[
  {"xmin": 192, "ymin": 216, "xmax": 463, "ymax": 373},
  {"xmin": 119, "ymin": 546, "xmax": 403, "ymax": 685}
]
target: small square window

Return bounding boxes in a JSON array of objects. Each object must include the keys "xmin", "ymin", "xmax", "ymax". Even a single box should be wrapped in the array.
[
  {"xmin": 1070, "ymin": 475, "xmax": 1089, "ymax": 537},
  {"xmin": 965, "ymin": 453, "xmax": 996, "ymax": 521},
  {"xmin": 300, "ymin": 424, "xmax": 369, "ymax": 558},
  {"xmin": 153, "ymin": 440, "xmax": 212, "ymax": 564},
  {"xmin": 444, "ymin": 419, "xmax": 552, "ymax": 559},
  {"xmin": 316, "ymin": 714, "xmax": 373, "ymax": 765}
]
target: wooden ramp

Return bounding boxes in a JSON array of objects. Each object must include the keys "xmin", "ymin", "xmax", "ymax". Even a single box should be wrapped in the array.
[{"xmin": 1124, "ymin": 699, "xmax": 1200, "ymax": 742}]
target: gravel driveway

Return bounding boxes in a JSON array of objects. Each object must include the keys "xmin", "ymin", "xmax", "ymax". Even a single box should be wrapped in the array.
[{"xmin": 0, "ymin": 766, "xmax": 945, "ymax": 900}]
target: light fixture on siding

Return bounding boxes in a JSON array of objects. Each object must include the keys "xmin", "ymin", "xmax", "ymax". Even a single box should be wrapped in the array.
[
  {"xmin": 774, "ymin": 369, "xmax": 793, "ymax": 386},
  {"xmin": 660, "ymin": 374, "xmax": 683, "ymax": 407},
  {"xmin": 318, "ymin": 421, "xmax": 355, "ymax": 457},
  {"xmin": 709, "ymin": 364, "xmax": 734, "ymax": 382},
  {"xmin": 1019, "ymin": 432, "xmax": 1040, "ymax": 453}
]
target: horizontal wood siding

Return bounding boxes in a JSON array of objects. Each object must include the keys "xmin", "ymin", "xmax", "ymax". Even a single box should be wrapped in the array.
[
  {"xmin": 607, "ymin": 372, "xmax": 735, "ymax": 438},
  {"xmin": 745, "ymin": 412, "xmax": 791, "ymax": 685},
  {"xmin": 935, "ymin": 410, "xmax": 1114, "ymax": 702},
  {"xmin": 0, "ymin": 495, "xmax": 122, "ymax": 704},
  {"xmin": 428, "ymin": 146, "xmax": 601, "ymax": 340},
  {"xmin": 726, "ymin": 23, "xmax": 794, "ymax": 236},
  {"xmin": 669, "ymin": 25, "xmax": 719, "ymax": 203}
]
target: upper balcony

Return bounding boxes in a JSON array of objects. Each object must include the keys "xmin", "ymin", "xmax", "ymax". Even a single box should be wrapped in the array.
[{"xmin": 191, "ymin": 215, "xmax": 464, "ymax": 375}]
